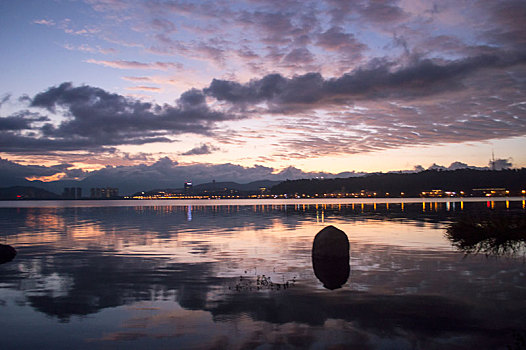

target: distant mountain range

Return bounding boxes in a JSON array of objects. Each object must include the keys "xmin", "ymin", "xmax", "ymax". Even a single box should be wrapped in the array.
[
  {"xmin": 0, "ymin": 186, "xmax": 60, "ymax": 200},
  {"xmin": 1, "ymin": 169, "xmax": 524, "ymax": 199},
  {"xmin": 1, "ymin": 155, "xmax": 516, "ymax": 196},
  {"xmin": 0, "ymin": 169, "xmax": 283, "ymax": 196}
]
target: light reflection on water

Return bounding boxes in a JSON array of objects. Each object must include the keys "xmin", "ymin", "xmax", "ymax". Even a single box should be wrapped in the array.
[{"xmin": 0, "ymin": 199, "xmax": 525, "ymax": 349}]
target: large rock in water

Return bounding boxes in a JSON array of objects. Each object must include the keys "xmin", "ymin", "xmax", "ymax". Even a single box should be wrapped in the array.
[
  {"xmin": 312, "ymin": 225, "xmax": 349, "ymax": 259},
  {"xmin": 0, "ymin": 244, "xmax": 17, "ymax": 264},
  {"xmin": 312, "ymin": 226, "xmax": 350, "ymax": 290}
]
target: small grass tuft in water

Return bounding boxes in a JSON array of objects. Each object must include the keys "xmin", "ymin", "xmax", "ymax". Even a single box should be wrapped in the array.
[{"xmin": 228, "ymin": 273, "xmax": 296, "ymax": 292}]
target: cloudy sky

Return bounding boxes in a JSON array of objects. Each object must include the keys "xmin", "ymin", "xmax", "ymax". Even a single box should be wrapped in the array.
[{"xmin": 1, "ymin": 0, "xmax": 525, "ymax": 184}]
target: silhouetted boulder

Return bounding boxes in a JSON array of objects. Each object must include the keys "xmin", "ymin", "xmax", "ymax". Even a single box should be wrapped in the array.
[
  {"xmin": 312, "ymin": 226, "xmax": 350, "ymax": 290},
  {"xmin": 312, "ymin": 225, "xmax": 349, "ymax": 259},
  {"xmin": 0, "ymin": 244, "xmax": 17, "ymax": 264}
]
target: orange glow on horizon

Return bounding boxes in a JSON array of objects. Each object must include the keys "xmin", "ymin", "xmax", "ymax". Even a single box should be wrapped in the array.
[{"xmin": 25, "ymin": 173, "xmax": 66, "ymax": 182}]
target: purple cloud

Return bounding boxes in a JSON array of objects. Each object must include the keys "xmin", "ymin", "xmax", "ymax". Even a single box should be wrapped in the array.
[
  {"xmin": 181, "ymin": 143, "xmax": 220, "ymax": 156},
  {"xmin": 0, "ymin": 83, "xmax": 236, "ymax": 153}
]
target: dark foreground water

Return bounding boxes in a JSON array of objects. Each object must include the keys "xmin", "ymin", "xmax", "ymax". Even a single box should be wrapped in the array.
[{"xmin": 0, "ymin": 199, "xmax": 525, "ymax": 349}]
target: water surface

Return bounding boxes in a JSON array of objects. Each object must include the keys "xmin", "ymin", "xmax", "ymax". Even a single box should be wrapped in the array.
[{"xmin": 0, "ymin": 199, "xmax": 525, "ymax": 349}]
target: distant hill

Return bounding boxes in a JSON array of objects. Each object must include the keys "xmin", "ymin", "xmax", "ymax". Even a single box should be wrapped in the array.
[
  {"xmin": 135, "ymin": 180, "xmax": 281, "ymax": 196},
  {"xmin": 193, "ymin": 180, "xmax": 280, "ymax": 192},
  {"xmin": 271, "ymin": 169, "xmax": 526, "ymax": 196},
  {"xmin": 0, "ymin": 186, "xmax": 60, "ymax": 200}
]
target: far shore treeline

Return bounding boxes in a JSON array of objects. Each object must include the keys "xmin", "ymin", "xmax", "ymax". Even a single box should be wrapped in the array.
[
  {"xmin": 0, "ymin": 169, "xmax": 525, "ymax": 200},
  {"xmin": 271, "ymin": 169, "xmax": 526, "ymax": 197}
]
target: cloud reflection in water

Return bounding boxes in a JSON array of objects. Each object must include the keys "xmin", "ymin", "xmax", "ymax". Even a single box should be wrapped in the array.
[{"xmin": 0, "ymin": 200, "xmax": 525, "ymax": 349}]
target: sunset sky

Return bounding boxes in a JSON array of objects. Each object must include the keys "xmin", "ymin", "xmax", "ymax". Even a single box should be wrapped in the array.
[{"xmin": 1, "ymin": 0, "xmax": 525, "ymax": 184}]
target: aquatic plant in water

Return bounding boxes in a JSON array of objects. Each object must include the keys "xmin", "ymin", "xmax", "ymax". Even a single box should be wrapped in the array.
[{"xmin": 445, "ymin": 213, "xmax": 526, "ymax": 257}]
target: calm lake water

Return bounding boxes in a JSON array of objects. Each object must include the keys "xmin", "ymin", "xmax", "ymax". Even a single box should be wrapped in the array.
[{"xmin": 0, "ymin": 198, "xmax": 525, "ymax": 349}]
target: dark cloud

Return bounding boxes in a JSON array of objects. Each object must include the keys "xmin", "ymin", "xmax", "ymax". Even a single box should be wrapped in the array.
[
  {"xmin": 205, "ymin": 72, "xmax": 327, "ymax": 109},
  {"xmin": 181, "ymin": 143, "xmax": 219, "ymax": 156},
  {"xmin": 199, "ymin": 50, "xmax": 526, "ymax": 156},
  {"xmin": 205, "ymin": 52, "xmax": 526, "ymax": 109},
  {"xmin": 0, "ymin": 82, "xmax": 235, "ymax": 154},
  {"xmin": 0, "ymin": 111, "xmax": 49, "ymax": 131},
  {"xmin": 204, "ymin": 73, "xmax": 287, "ymax": 104}
]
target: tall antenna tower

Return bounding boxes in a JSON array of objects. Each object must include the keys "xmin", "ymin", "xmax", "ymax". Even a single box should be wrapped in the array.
[{"xmin": 491, "ymin": 149, "xmax": 495, "ymax": 170}]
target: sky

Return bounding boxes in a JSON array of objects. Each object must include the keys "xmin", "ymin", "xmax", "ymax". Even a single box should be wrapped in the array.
[{"xmin": 0, "ymin": 0, "xmax": 525, "ymax": 186}]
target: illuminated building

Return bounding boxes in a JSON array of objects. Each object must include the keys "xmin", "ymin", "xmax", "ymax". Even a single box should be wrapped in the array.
[
  {"xmin": 90, "ymin": 187, "xmax": 119, "ymax": 198},
  {"xmin": 184, "ymin": 181, "xmax": 193, "ymax": 194},
  {"xmin": 472, "ymin": 188, "xmax": 508, "ymax": 197},
  {"xmin": 420, "ymin": 190, "xmax": 457, "ymax": 197},
  {"xmin": 63, "ymin": 187, "xmax": 82, "ymax": 199}
]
